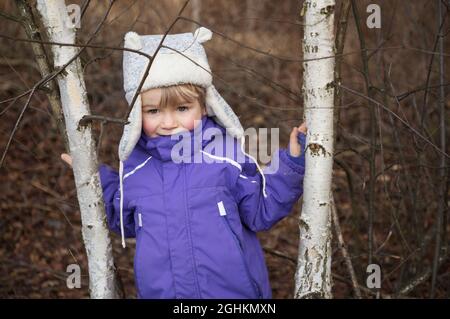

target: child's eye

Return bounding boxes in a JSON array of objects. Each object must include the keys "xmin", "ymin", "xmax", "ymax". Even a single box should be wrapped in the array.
[
  {"xmin": 177, "ymin": 106, "xmax": 189, "ymax": 112},
  {"xmin": 145, "ymin": 109, "xmax": 159, "ymax": 114}
]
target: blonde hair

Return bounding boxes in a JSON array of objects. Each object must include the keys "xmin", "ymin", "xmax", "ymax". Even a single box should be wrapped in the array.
[{"xmin": 157, "ymin": 84, "xmax": 206, "ymax": 109}]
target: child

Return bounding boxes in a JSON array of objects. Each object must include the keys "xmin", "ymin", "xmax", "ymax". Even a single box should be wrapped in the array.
[{"xmin": 62, "ymin": 27, "xmax": 307, "ymax": 299}]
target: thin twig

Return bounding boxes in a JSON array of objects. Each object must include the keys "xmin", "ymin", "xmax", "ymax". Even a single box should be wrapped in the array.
[
  {"xmin": 351, "ymin": 0, "xmax": 378, "ymax": 265},
  {"xmin": 331, "ymin": 193, "xmax": 362, "ymax": 299},
  {"xmin": 338, "ymin": 84, "xmax": 450, "ymax": 160},
  {"xmin": 431, "ymin": 0, "xmax": 447, "ymax": 298}
]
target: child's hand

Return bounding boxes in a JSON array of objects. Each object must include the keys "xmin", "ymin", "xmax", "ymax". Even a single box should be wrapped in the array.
[
  {"xmin": 289, "ymin": 122, "xmax": 307, "ymax": 157},
  {"xmin": 61, "ymin": 153, "xmax": 73, "ymax": 167}
]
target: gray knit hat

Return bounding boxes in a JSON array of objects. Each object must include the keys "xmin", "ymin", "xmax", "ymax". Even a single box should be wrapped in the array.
[{"xmin": 119, "ymin": 27, "xmax": 244, "ymax": 162}]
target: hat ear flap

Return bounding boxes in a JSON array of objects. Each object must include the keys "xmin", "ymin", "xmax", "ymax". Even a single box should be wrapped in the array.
[
  {"xmin": 124, "ymin": 31, "xmax": 142, "ymax": 50},
  {"xmin": 119, "ymin": 91, "xmax": 142, "ymax": 162},
  {"xmin": 205, "ymin": 85, "xmax": 244, "ymax": 139},
  {"xmin": 193, "ymin": 27, "xmax": 212, "ymax": 43}
]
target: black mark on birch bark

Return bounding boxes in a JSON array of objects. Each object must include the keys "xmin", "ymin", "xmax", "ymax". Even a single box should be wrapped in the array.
[
  {"xmin": 320, "ymin": 5, "xmax": 335, "ymax": 17},
  {"xmin": 308, "ymin": 143, "xmax": 330, "ymax": 157}
]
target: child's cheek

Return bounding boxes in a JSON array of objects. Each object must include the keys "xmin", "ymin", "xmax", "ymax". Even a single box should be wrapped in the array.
[
  {"xmin": 184, "ymin": 120, "xmax": 195, "ymax": 131},
  {"xmin": 142, "ymin": 117, "xmax": 158, "ymax": 136},
  {"xmin": 186, "ymin": 117, "xmax": 203, "ymax": 131},
  {"xmin": 181, "ymin": 116, "xmax": 197, "ymax": 131}
]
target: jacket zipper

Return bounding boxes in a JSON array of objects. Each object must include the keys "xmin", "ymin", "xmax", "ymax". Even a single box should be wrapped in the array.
[
  {"xmin": 134, "ymin": 213, "xmax": 144, "ymax": 298},
  {"xmin": 223, "ymin": 216, "xmax": 263, "ymax": 299},
  {"xmin": 182, "ymin": 164, "xmax": 202, "ymax": 298}
]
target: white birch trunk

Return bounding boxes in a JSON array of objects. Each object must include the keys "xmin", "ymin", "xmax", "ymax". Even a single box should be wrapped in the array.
[
  {"xmin": 36, "ymin": 0, "xmax": 122, "ymax": 298},
  {"xmin": 294, "ymin": 0, "xmax": 335, "ymax": 299}
]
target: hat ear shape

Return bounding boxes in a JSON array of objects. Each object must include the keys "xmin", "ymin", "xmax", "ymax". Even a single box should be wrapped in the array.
[
  {"xmin": 124, "ymin": 31, "xmax": 142, "ymax": 50},
  {"xmin": 193, "ymin": 27, "xmax": 212, "ymax": 43}
]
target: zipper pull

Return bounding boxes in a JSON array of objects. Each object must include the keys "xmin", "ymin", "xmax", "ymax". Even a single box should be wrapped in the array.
[{"xmin": 138, "ymin": 213, "xmax": 143, "ymax": 227}]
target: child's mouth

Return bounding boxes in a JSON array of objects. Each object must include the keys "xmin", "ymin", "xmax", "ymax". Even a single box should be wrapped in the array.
[{"xmin": 159, "ymin": 128, "xmax": 187, "ymax": 136}]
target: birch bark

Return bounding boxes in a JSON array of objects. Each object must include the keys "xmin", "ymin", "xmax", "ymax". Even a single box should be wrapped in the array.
[
  {"xmin": 294, "ymin": 0, "xmax": 335, "ymax": 299},
  {"xmin": 36, "ymin": 0, "xmax": 122, "ymax": 298}
]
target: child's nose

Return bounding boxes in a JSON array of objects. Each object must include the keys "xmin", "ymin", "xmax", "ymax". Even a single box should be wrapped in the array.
[{"xmin": 161, "ymin": 112, "xmax": 177, "ymax": 129}]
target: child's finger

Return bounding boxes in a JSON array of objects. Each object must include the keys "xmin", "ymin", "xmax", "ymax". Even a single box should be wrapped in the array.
[
  {"xmin": 289, "ymin": 127, "xmax": 301, "ymax": 157},
  {"xmin": 297, "ymin": 122, "xmax": 307, "ymax": 134},
  {"xmin": 61, "ymin": 153, "xmax": 73, "ymax": 167}
]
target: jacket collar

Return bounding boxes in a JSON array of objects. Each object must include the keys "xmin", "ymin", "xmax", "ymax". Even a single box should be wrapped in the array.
[{"xmin": 137, "ymin": 115, "xmax": 225, "ymax": 162}]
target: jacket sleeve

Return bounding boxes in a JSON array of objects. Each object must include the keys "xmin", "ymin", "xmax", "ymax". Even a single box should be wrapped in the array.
[
  {"xmin": 98, "ymin": 164, "xmax": 136, "ymax": 238},
  {"xmin": 231, "ymin": 133, "xmax": 306, "ymax": 232}
]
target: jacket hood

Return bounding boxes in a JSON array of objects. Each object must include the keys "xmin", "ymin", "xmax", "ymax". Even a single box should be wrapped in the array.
[{"xmin": 136, "ymin": 115, "xmax": 225, "ymax": 162}]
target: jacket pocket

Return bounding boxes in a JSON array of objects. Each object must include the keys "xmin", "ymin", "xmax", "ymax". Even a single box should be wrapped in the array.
[
  {"xmin": 188, "ymin": 186, "xmax": 260, "ymax": 298},
  {"xmin": 133, "ymin": 197, "xmax": 174, "ymax": 299},
  {"xmin": 221, "ymin": 214, "xmax": 263, "ymax": 299}
]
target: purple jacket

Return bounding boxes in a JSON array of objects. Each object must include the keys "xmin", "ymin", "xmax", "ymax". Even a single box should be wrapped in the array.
[{"xmin": 99, "ymin": 116, "xmax": 306, "ymax": 299}]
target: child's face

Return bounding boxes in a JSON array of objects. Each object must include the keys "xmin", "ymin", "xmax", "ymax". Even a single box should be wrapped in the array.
[{"xmin": 141, "ymin": 88, "xmax": 207, "ymax": 137}]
